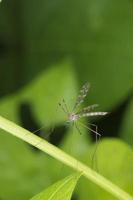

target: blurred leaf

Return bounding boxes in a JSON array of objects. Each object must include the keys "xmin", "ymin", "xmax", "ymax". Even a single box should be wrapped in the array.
[
  {"xmin": 56, "ymin": 123, "xmax": 91, "ymax": 178},
  {"xmin": 74, "ymin": 0, "xmax": 133, "ymax": 109},
  {"xmin": 0, "ymin": 94, "xmax": 20, "ymax": 122},
  {"xmin": 0, "ymin": 1, "xmax": 26, "ymax": 96},
  {"xmin": 0, "ymin": 129, "xmax": 48, "ymax": 200},
  {"xmin": 20, "ymin": 0, "xmax": 133, "ymax": 110},
  {"xmin": 31, "ymin": 173, "xmax": 80, "ymax": 200},
  {"xmin": 20, "ymin": 60, "xmax": 77, "ymax": 126},
  {"xmin": 0, "ymin": 59, "xmax": 77, "ymax": 126},
  {"xmin": 0, "ymin": 61, "xmax": 78, "ymax": 200},
  {"xmin": 77, "ymin": 139, "xmax": 133, "ymax": 200},
  {"xmin": 0, "ymin": 1, "xmax": 133, "ymax": 199},
  {"xmin": 60, "ymin": 123, "xmax": 91, "ymax": 159},
  {"xmin": 1, "ymin": 0, "xmax": 133, "ymax": 109},
  {"xmin": 120, "ymin": 98, "xmax": 133, "ymax": 146}
]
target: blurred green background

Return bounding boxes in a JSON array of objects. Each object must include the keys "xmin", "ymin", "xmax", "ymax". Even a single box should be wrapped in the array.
[{"xmin": 0, "ymin": 0, "xmax": 133, "ymax": 200}]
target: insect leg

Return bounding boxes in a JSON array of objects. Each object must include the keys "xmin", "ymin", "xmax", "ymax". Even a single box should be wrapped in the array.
[
  {"xmin": 75, "ymin": 122, "xmax": 82, "ymax": 135},
  {"xmin": 78, "ymin": 121, "xmax": 101, "ymax": 137},
  {"xmin": 58, "ymin": 101, "xmax": 68, "ymax": 114},
  {"xmin": 87, "ymin": 122, "xmax": 101, "ymax": 171},
  {"xmin": 62, "ymin": 98, "xmax": 70, "ymax": 113},
  {"xmin": 91, "ymin": 131, "xmax": 101, "ymax": 171},
  {"xmin": 78, "ymin": 121, "xmax": 101, "ymax": 170}
]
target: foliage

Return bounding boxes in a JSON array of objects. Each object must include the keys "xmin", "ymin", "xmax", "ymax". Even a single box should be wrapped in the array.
[
  {"xmin": 30, "ymin": 173, "xmax": 81, "ymax": 200},
  {"xmin": 0, "ymin": 62, "xmax": 132, "ymax": 200},
  {"xmin": 0, "ymin": 0, "xmax": 133, "ymax": 200}
]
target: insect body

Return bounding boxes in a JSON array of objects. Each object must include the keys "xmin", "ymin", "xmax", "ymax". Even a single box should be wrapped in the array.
[
  {"xmin": 59, "ymin": 82, "xmax": 107, "ymax": 136},
  {"xmin": 68, "ymin": 113, "xmax": 79, "ymax": 122}
]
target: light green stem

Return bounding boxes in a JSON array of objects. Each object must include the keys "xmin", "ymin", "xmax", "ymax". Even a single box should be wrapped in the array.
[{"xmin": 0, "ymin": 115, "xmax": 132, "ymax": 200}]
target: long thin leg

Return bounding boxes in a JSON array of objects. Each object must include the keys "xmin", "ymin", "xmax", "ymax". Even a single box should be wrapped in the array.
[
  {"xmin": 88, "ymin": 122, "xmax": 98, "ymax": 131},
  {"xmin": 78, "ymin": 121, "xmax": 101, "ymax": 171},
  {"xmin": 75, "ymin": 122, "xmax": 82, "ymax": 135},
  {"xmin": 58, "ymin": 102, "xmax": 68, "ymax": 114},
  {"xmin": 33, "ymin": 124, "xmax": 54, "ymax": 140},
  {"xmin": 70, "ymin": 121, "xmax": 75, "ymax": 154},
  {"xmin": 62, "ymin": 98, "xmax": 70, "ymax": 113},
  {"xmin": 91, "ymin": 130, "xmax": 101, "ymax": 171},
  {"xmin": 78, "ymin": 121, "xmax": 101, "ymax": 137},
  {"xmin": 87, "ymin": 123, "xmax": 101, "ymax": 171},
  {"xmin": 33, "ymin": 125, "xmax": 46, "ymax": 134}
]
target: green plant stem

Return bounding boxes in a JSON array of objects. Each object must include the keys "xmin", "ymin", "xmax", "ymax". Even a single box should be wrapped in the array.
[{"xmin": 0, "ymin": 115, "xmax": 132, "ymax": 200}]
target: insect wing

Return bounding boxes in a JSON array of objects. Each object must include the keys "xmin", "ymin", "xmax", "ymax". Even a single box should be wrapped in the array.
[
  {"xmin": 77, "ymin": 111, "xmax": 108, "ymax": 119},
  {"xmin": 73, "ymin": 82, "xmax": 90, "ymax": 111},
  {"xmin": 76, "ymin": 104, "xmax": 99, "ymax": 115}
]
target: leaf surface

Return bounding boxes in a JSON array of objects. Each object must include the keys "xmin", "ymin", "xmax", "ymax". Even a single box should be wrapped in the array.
[{"xmin": 31, "ymin": 173, "xmax": 80, "ymax": 200}]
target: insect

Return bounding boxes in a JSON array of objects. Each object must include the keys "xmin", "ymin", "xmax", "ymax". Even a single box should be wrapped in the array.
[{"xmin": 59, "ymin": 82, "xmax": 108, "ymax": 137}]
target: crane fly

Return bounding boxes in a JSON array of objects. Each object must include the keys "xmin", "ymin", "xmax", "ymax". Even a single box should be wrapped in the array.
[
  {"xmin": 59, "ymin": 83, "xmax": 108, "ymax": 170},
  {"xmin": 59, "ymin": 82, "xmax": 108, "ymax": 137}
]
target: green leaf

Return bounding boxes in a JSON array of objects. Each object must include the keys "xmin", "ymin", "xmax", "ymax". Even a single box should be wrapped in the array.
[
  {"xmin": 60, "ymin": 123, "xmax": 91, "ymax": 159},
  {"xmin": 30, "ymin": 173, "xmax": 80, "ymax": 200},
  {"xmin": 0, "ymin": 61, "xmax": 78, "ymax": 200},
  {"xmin": 0, "ymin": 129, "xmax": 46, "ymax": 200},
  {"xmin": 1, "ymin": 116, "xmax": 132, "ymax": 200},
  {"xmin": 20, "ymin": 0, "xmax": 133, "ymax": 109},
  {"xmin": 20, "ymin": 59, "xmax": 77, "ymax": 126},
  {"xmin": 78, "ymin": 139, "xmax": 133, "ymax": 200},
  {"xmin": 120, "ymin": 99, "xmax": 133, "ymax": 146},
  {"xmin": 0, "ymin": 59, "xmax": 77, "ymax": 126},
  {"xmin": 74, "ymin": 0, "xmax": 133, "ymax": 109},
  {"xmin": 1, "ymin": 0, "xmax": 133, "ymax": 109}
]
